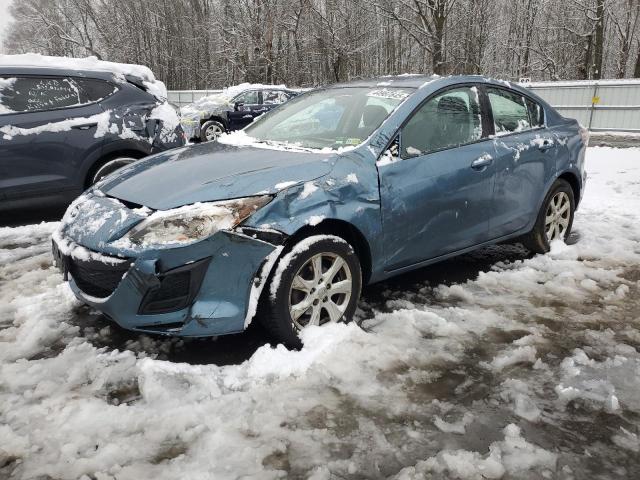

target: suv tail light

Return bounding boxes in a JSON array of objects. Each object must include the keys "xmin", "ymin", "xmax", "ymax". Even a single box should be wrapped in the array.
[{"xmin": 579, "ymin": 125, "xmax": 590, "ymax": 147}]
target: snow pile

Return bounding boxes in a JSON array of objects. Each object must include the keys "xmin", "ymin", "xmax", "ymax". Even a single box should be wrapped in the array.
[
  {"xmin": 217, "ymin": 129, "xmax": 356, "ymax": 154},
  {"xmin": 1, "ymin": 147, "xmax": 640, "ymax": 478},
  {"xmin": 395, "ymin": 424, "xmax": 556, "ymax": 479},
  {"xmin": 0, "ymin": 54, "xmax": 167, "ymax": 99}
]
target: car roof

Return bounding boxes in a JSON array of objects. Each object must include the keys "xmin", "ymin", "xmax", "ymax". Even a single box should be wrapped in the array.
[
  {"xmin": 0, "ymin": 65, "xmax": 120, "ymax": 82},
  {"xmin": 325, "ymin": 74, "xmax": 531, "ymax": 92},
  {"xmin": 330, "ymin": 74, "xmax": 439, "ymax": 89}
]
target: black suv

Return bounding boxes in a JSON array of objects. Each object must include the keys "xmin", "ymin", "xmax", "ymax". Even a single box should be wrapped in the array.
[{"xmin": 0, "ymin": 64, "xmax": 184, "ymax": 211}]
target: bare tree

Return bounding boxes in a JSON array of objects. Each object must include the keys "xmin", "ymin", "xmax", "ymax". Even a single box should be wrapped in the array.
[{"xmin": 3, "ymin": 0, "xmax": 639, "ymax": 87}]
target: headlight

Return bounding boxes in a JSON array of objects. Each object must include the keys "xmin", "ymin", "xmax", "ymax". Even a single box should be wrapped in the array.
[{"xmin": 120, "ymin": 196, "xmax": 272, "ymax": 247}]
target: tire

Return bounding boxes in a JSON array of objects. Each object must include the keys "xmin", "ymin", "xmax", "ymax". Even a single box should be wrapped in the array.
[
  {"xmin": 90, "ymin": 157, "xmax": 136, "ymax": 186},
  {"xmin": 522, "ymin": 178, "xmax": 575, "ymax": 254},
  {"xmin": 200, "ymin": 120, "xmax": 225, "ymax": 142},
  {"xmin": 260, "ymin": 235, "xmax": 362, "ymax": 349}
]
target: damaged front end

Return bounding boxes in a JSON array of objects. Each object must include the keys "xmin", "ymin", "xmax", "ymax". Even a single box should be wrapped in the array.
[{"xmin": 52, "ymin": 191, "xmax": 287, "ymax": 336}]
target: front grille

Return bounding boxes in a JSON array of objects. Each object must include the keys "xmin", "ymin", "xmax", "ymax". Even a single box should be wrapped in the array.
[{"xmin": 69, "ymin": 256, "xmax": 131, "ymax": 298}]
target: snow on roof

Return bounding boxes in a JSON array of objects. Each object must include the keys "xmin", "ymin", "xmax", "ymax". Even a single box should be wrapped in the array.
[{"xmin": 0, "ymin": 53, "xmax": 167, "ymax": 99}]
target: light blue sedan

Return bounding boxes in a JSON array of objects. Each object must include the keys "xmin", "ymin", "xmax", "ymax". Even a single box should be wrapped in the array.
[{"xmin": 52, "ymin": 75, "xmax": 588, "ymax": 348}]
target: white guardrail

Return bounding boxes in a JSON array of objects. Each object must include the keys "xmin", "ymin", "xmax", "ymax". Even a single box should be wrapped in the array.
[{"xmin": 168, "ymin": 79, "xmax": 640, "ymax": 133}]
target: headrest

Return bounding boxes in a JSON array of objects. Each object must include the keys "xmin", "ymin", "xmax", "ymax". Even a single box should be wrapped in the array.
[
  {"xmin": 362, "ymin": 104, "xmax": 388, "ymax": 128},
  {"xmin": 437, "ymin": 96, "xmax": 468, "ymax": 113}
]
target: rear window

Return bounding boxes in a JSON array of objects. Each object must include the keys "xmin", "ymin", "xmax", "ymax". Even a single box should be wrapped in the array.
[{"xmin": 0, "ymin": 76, "xmax": 115, "ymax": 114}]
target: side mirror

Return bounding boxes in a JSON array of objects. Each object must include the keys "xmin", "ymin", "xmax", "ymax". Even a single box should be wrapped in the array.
[
  {"xmin": 378, "ymin": 136, "xmax": 400, "ymax": 166},
  {"xmin": 146, "ymin": 118, "xmax": 160, "ymax": 138},
  {"xmin": 234, "ymin": 102, "xmax": 245, "ymax": 111}
]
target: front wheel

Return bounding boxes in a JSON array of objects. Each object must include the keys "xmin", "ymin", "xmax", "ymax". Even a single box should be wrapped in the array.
[
  {"xmin": 260, "ymin": 235, "xmax": 362, "ymax": 349},
  {"xmin": 200, "ymin": 120, "xmax": 225, "ymax": 142},
  {"xmin": 523, "ymin": 178, "xmax": 575, "ymax": 254}
]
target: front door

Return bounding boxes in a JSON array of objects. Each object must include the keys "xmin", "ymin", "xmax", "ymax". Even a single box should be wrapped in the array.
[
  {"xmin": 228, "ymin": 90, "xmax": 263, "ymax": 130},
  {"xmin": 0, "ymin": 75, "xmax": 105, "ymax": 202},
  {"xmin": 379, "ymin": 85, "xmax": 495, "ymax": 271}
]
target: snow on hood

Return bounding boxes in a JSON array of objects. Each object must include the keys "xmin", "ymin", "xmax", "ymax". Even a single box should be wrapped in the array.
[
  {"xmin": 217, "ymin": 130, "xmax": 357, "ymax": 155},
  {"xmin": 0, "ymin": 53, "xmax": 168, "ymax": 99}
]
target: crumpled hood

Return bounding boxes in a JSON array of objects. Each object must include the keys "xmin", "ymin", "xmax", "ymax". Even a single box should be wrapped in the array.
[
  {"xmin": 99, "ymin": 141, "xmax": 336, "ymax": 210},
  {"xmin": 60, "ymin": 193, "xmax": 148, "ymax": 251}
]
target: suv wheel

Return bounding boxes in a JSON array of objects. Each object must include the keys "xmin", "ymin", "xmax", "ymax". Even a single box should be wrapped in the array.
[
  {"xmin": 523, "ymin": 178, "xmax": 575, "ymax": 254},
  {"xmin": 200, "ymin": 120, "xmax": 225, "ymax": 142},
  {"xmin": 261, "ymin": 235, "xmax": 362, "ymax": 349}
]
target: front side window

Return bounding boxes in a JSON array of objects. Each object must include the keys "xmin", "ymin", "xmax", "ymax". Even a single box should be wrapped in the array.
[
  {"xmin": 401, "ymin": 86, "xmax": 483, "ymax": 157},
  {"xmin": 245, "ymin": 87, "xmax": 413, "ymax": 149},
  {"xmin": 487, "ymin": 87, "xmax": 532, "ymax": 134},
  {"xmin": 233, "ymin": 90, "xmax": 259, "ymax": 105}
]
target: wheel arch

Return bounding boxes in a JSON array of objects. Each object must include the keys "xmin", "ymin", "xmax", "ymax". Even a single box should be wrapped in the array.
[
  {"xmin": 84, "ymin": 149, "xmax": 147, "ymax": 189},
  {"xmin": 202, "ymin": 115, "xmax": 228, "ymax": 129},
  {"xmin": 284, "ymin": 219, "xmax": 373, "ymax": 285},
  {"xmin": 558, "ymin": 170, "xmax": 581, "ymax": 205}
]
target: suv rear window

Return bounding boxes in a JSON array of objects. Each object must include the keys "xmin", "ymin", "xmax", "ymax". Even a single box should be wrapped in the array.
[
  {"xmin": 0, "ymin": 76, "xmax": 115, "ymax": 114},
  {"xmin": 75, "ymin": 78, "xmax": 117, "ymax": 103}
]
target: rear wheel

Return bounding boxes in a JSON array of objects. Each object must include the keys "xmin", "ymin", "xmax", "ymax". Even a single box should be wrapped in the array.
[
  {"xmin": 200, "ymin": 120, "xmax": 225, "ymax": 142},
  {"xmin": 260, "ymin": 235, "xmax": 362, "ymax": 349},
  {"xmin": 90, "ymin": 157, "xmax": 136, "ymax": 185},
  {"xmin": 523, "ymin": 178, "xmax": 575, "ymax": 254}
]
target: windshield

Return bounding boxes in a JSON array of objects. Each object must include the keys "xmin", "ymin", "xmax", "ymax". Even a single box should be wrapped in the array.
[{"xmin": 244, "ymin": 87, "xmax": 414, "ymax": 150}]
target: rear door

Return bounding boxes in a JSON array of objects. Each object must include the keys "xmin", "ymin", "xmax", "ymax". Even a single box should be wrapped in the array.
[
  {"xmin": 0, "ymin": 75, "xmax": 107, "ymax": 202},
  {"xmin": 378, "ymin": 85, "xmax": 496, "ymax": 271},
  {"xmin": 228, "ymin": 90, "xmax": 262, "ymax": 130},
  {"xmin": 485, "ymin": 87, "xmax": 558, "ymax": 238}
]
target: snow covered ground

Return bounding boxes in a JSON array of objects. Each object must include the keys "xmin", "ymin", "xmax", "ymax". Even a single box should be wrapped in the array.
[{"xmin": 1, "ymin": 146, "xmax": 639, "ymax": 479}]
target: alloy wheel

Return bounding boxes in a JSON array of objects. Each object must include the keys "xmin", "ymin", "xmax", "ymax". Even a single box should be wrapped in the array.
[
  {"xmin": 288, "ymin": 252, "xmax": 352, "ymax": 330},
  {"xmin": 204, "ymin": 124, "xmax": 223, "ymax": 141},
  {"xmin": 545, "ymin": 191, "xmax": 571, "ymax": 242}
]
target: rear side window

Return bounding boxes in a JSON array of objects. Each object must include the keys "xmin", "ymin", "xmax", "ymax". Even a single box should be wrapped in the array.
[
  {"xmin": 75, "ymin": 78, "xmax": 117, "ymax": 103},
  {"xmin": 526, "ymin": 98, "xmax": 544, "ymax": 128},
  {"xmin": 401, "ymin": 86, "xmax": 483, "ymax": 157},
  {"xmin": 0, "ymin": 76, "xmax": 115, "ymax": 114},
  {"xmin": 487, "ymin": 88, "xmax": 531, "ymax": 134},
  {"xmin": 262, "ymin": 90, "xmax": 288, "ymax": 105}
]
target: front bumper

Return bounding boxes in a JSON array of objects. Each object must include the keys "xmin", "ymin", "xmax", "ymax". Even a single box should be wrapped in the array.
[{"xmin": 53, "ymin": 230, "xmax": 278, "ymax": 337}]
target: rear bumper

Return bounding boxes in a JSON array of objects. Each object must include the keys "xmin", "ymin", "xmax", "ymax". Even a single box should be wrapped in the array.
[{"xmin": 52, "ymin": 230, "xmax": 279, "ymax": 337}]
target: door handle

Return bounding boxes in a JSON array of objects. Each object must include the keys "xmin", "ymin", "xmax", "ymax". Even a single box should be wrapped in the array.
[
  {"xmin": 537, "ymin": 140, "xmax": 554, "ymax": 151},
  {"xmin": 471, "ymin": 155, "xmax": 493, "ymax": 170},
  {"xmin": 71, "ymin": 123, "xmax": 98, "ymax": 130}
]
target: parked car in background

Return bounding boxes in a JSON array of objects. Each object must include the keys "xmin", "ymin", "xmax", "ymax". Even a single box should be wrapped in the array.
[
  {"xmin": 180, "ymin": 84, "xmax": 299, "ymax": 142},
  {"xmin": 0, "ymin": 54, "xmax": 184, "ymax": 211},
  {"xmin": 53, "ymin": 75, "xmax": 587, "ymax": 348}
]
